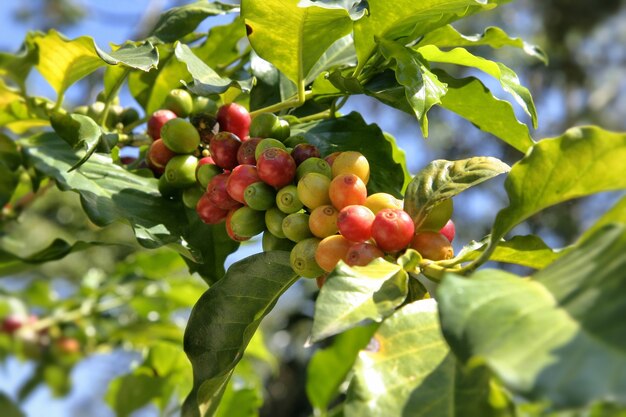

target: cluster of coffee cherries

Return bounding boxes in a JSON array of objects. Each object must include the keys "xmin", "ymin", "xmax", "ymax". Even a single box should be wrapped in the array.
[{"xmin": 144, "ymin": 95, "xmax": 455, "ymax": 283}]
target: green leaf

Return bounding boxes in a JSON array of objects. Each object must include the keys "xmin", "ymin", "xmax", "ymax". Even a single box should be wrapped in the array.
[
  {"xmin": 485, "ymin": 127, "xmax": 626, "ymax": 259},
  {"xmin": 378, "ymin": 40, "xmax": 447, "ymax": 136},
  {"xmin": 417, "ymin": 45, "xmax": 538, "ymax": 127},
  {"xmin": 96, "ymin": 41, "xmax": 159, "ymax": 72},
  {"xmin": 419, "ymin": 25, "xmax": 548, "ymax": 64},
  {"xmin": 298, "ymin": 0, "xmax": 370, "ymax": 20},
  {"xmin": 438, "ymin": 224, "xmax": 626, "ymax": 409},
  {"xmin": 242, "ymin": 0, "xmax": 353, "ymax": 87},
  {"xmin": 436, "ymin": 70, "xmax": 535, "ymax": 153},
  {"xmin": 307, "ymin": 324, "xmax": 377, "ymax": 412},
  {"xmin": 344, "ymin": 299, "xmax": 510, "ymax": 417},
  {"xmin": 311, "ymin": 258, "xmax": 408, "ymax": 342},
  {"xmin": 403, "ymin": 157, "xmax": 510, "ymax": 228},
  {"xmin": 292, "ymin": 112, "xmax": 409, "ymax": 197},
  {"xmin": 175, "ymin": 43, "xmax": 247, "ymax": 95},
  {"xmin": 182, "ymin": 251, "xmax": 298, "ymax": 417},
  {"xmin": 50, "ymin": 112, "xmax": 102, "ymax": 171},
  {"xmin": 352, "ymin": 0, "xmax": 509, "ymax": 70},
  {"xmin": 149, "ymin": 1, "xmax": 239, "ymax": 43}
]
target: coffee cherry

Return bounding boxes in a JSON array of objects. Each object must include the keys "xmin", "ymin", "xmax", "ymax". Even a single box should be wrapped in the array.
[
  {"xmin": 309, "ymin": 205, "xmax": 339, "ymax": 238},
  {"xmin": 262, "ymin": 231, "xmax": 295, "ymax": 252},
  {"xmin": 365, "ymin": 193, "xmax": 403, "ymax": 215},
  {"xmin": 164, "ymin": 155, "xmax": 198, "ymax": 188},
  {"xmin": 161, "ymin": 118, "xmax": 201, "ymax": 154},
  {"xmin": 291, "ymin": 143, "xmax": 320, "ymax": 165},
  {"xmin": 147, "ymin": 109, "xmax": 177, "ymax": 140},
  {"xmin": 226, "ymin": 165, "xmax": 260, "ymax": 204},
  {"xmin": 265, "ymin": 207, "xmax": 288, "ymax": 238},
  {"xmin": 196, "ymin": 157, "xmax": 222, "ymax": 189},
  {"xmin": 254, "ymin": 138, "xmax": 287, "ymax": 161},
  {"xmin": 207, "ymin": 173, "xmax": 240, "ymax": 210},
  {"xmin": 345, "ymin": 242, "xmax": 384, "ymax": 267},
  {"xmin": 331, "ymin": 151, "xmax": 370, "ymax": 184},
  {"xmin": 410, "ymin": 231, "xmax": 454, "ymax": 261},
  {"xmin": 217, "ymin": 103, "xmax": 251, "ymax": 140},
  {"xmin": 439, "ymin": 219, "xmax": 456, "ymax": 242},
  {"xmin": 290, "ymin": 237, "xmax": 324, "ymax": 278},
  {"xmin": 237, "ymin": 137, "xmax": 262, "ymax": 165},
  {"xmin": 244, "ymin": 182, "xmax": 276, "ymax": 211},
  {"xmin": 196, "ymin": 194, "xmax": 229, "ymax": 224},
  {"xmin": 337, "ymin": 205, "xmax": 375, "ymax": 243},
  {"xmin": 296, "ymin": 157, "xmax": 331, "ymax": 181},
  {"xmin": 297, "ymin": 173, "xmax": 331, "ymax": 210},
  {"xmin": 282, "ymin": 212, "xmax": 312, "ymax": 242},
  {"xmin": 146, "ymin": 138, "xmax": 176, "ymax": 175},
  {"xmin": 228, "ymin": 206, "xmax": 265, "ymax": 238},
  {"xmin": 276, "ymin": 185, "xmax": 303, "ymax": 214},
  {"xmin": 210, "ymin": 132, "xmax": 242, "ymax": 170},
  {"xmin": 315, "ymin": 235, "xmax": 351, "ymax": 272},
  {"xmin": 371, "ymin": 209, "xmax": 414, "ymax": 252},
  {"xmin": 163, "ymin": 88, "xmax": 193, "ymax": 118},
  {"xmin": 329, "ymin": 174, "xmax": 367, "ymax": 210},
  {"xmin": 257, "ymin": 148, "xmax": 296, "ymax": 188}
]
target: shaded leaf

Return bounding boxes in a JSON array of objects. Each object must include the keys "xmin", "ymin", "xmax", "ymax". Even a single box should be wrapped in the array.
[
  {"xmin": 403, "ymin": 157, "xmax": 510, "ymax": 228},
  {"xmin": 182, "ymin": 251, "xmax": 298, "ymax": 417},
  {"xmin": 438, "ymin": 224, "xmax": 626, "ymax": 409},
  {"xmin": 243, "ymin": 0, "xmax": 352, "ymax": 87},
  {"xmin": 417, "ymin": 45, "xmax": 537, "ymax": 127},
  {"xmin": 436, "ymin": 70, "xmax": 535, "ymax": 153},
  {"xmin": 311, "ymin": 258, "xmax": 408, "ymax": 342},
  {"xmin": 420, "ymin": 25, "xmax": 547, "ymax": 64},
  {"xmin": 345, "ymin": 299, "xmax": 510, "ymax": 417}
]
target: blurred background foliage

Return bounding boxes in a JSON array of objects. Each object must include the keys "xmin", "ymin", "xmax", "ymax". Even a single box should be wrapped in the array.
[{"xmin": 0, "ymin": 0, "xmax": 625, "ymax": 416}]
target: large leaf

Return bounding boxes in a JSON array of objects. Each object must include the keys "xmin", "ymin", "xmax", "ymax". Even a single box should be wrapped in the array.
[
  {"xmin": 352, "ymin": 0, "xmax": 509, "ymax": 70},
  {"xmin": 439, "ymin": 224, "xmax": 626, "ymax": 409},
  {"xmin": 182, "ymin": 251, "xmax": 298, "ymax": 417},
  {"xmin": 419, "ymin": 25, "xmax": 547, "ymax": 64},
  {"xmin": 292, "ymin": 112, "xmax": 409, "ymax": 197},
  {"xmin": 436, "ymin": 70, "xmax": 535, "ymax": 153},
  {"xmin": 344, "ymin": 299, "xmax": 510, "ymax": 417},
  {"xmin": 149, "ymin": 1, "xmax": 239, "ymax": 43},
  {"xmin": 417, "ymin": 45, "xmax": 537, "ymax": 127},
  {"xmin": 481, "ymin": 127, "xmax": 626, "ymax": 263},
  {"xmin": 311, "ymin": 258, "xmax": 408, "ymax": 342},
  {"xmin": 403, "ymin": 157, "xmax": 510, "ymax": 228},
  {"xmin": 378, "ymin": 40, "xmax": 447, "ymax": 136},
  {"xmin": 242, "ymin": 0, "xmax": 353, "ymax": 87}
]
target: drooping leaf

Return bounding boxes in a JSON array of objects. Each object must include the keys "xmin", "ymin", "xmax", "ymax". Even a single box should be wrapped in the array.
[
  {"xmin": 307, "ymin": 324, "xmax": 377, "ymax": 412},
  {"xmin": 298, "ymin": 0, "xmax": 370, "ymax": 20},
  {"xmin": 292, "ymin": 112, "xmax": 409, "ymax": 197},
  {"xmin": 482, "ymin": 127, "xmax": 626, "ymax": 263},
  {"xmin": 378, "ymin": 39, "xmax": 447, "ymax": 136},
  {"xmin": 344, "ymin": 299, "xmax": 511, "ymax": 417},
  {"xmin": 403, "ymin": 157, "xmax": 510, "ymax": 228},
  {"xmin": 419, "ymin": 25, "xmax": 547, "ymax": 64},
  {"xmin": 50, "ymin": 112, "xmax": 102, "ymax": 171},
  {"xmin": 439, "ymin": 224, "xmax": 626, "ymax": 409},
  {"xmin": 352, "ymin": 0, "xmax": 510, "ymax": 70},
  {"xmin": 311, "ymin": 259, "xmax": 408, "ymax": 342},
  {"xmin": 242, "ymin": 0, "xmax": 353, "ymax": 87},
  {"xmin": 182, "ymin": 251, "xmax": 298, "ymax": 417},
  {"xmin": 149, "ymin": 1, "xmax": 239, "ymax": 43},
  {"xmin": 435, "ymin": 70, "xmax": 535, "ymax": 153},
  {"xmin": 175, "ymin": 43, "xmax": 248, "ymax": 95},
  {"xmin": 96, "ymin": 41, "xmax": 159, "ymax": 72}
]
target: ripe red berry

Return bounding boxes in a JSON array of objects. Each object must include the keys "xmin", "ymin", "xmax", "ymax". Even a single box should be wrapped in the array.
[
  {"xmin": 210, "ymin": 132, "xmax": 242, "ymax": 170},
  {"xmin": 226, "ymin": 165, "xmax": 260, "ymax": 204},
  {"xmin": 337, "ymin": 205, "xmax": 375, "ymax": 243},
  {"xmin": 217, "ymin": 103, "xmax": 251, "ymax": 140},
  {"xmin": 257, "ymin": 148, "xmax": 296, "ymax": 188},
  {"xmin": 147, "ymin": 109, "xmax": 177, "ymax": 140},
  {"xmin": 371, "ymin": 209, "xmax": 415, "ymax": 252}
]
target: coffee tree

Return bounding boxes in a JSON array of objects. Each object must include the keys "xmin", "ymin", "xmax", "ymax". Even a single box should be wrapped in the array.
[{"xmin": 1, "ymin": 1, "xmax": 625, "ymax": 416}]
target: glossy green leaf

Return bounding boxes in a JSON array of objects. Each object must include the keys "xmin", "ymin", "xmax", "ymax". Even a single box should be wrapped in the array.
[
  {"xmin": 175, "ymin": 43, "xmax": 247, "ymax": 95},
  {"xmin": 345, "ymin": 299, "xmax": 510, "ymax": 417},
  {"xmin": 378, "ymin": 39, "xmax": 447, "ymax": 136},
  {"xmin": 149, "ymin": 1, "xmax": 239, "ymax": 43},
  {"xmin": 439, "ymin": 224, "xmax": 626, "ymax": 409},
  {"xmin": 96, "ymin": 41, "xmax": 159, "ymax": 72},
  {"xmin": 436, "ymin": 70, "xmax": 535, "ymax": 153},
  {"xmin": 298, "ymin": 0, "xmax": 370, "ymax": 20},
  {"xmin": 307, "ymin": 324, "xmax": 377, "ymax": 412},
  {"xmin": 418, "ymin": 45, "xmax": 537, "ymax": 127},
  {"xmin": 311, "ymin": 259, "xmax": 408, "ymax": 342},
  {"xmin": 242, "ymin": 0, "xmax": 352, "ymax": 86},
  {"xmin": 292, "ymin": 112, "xmax": 409, "ymax": 197},
  {"xmin": 352, "ymin": 0, "xmax": 509, "ymax": 70},
  {"xmin": 182, "ymin": 251, "xmax": 298, "ymax": 417},
  {"xmin": 484, "ymin": 127, "xmax": 626, "ymax": 261},
  {"xmin": 420, "ymin": 25, "xmax": 547, "ymax": 64},
  {"xmin": 403, "ymin": 157, "xmax": 510, "ymax": 228}
]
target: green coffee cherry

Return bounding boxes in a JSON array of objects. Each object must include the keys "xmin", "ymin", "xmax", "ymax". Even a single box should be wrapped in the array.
[
  {"xmin": 290, "ymin": 237, "xmax": 323, "ymax": 278},
  {"xmin": 265, "ymin": 207, "xmax": 288, "ymax": 238},
  {"xmin": 282, "ymin": 212, "xmax": 312, "ymax": 242},
  {"xmin": 244, "ymin": 182, "xmax": 276, "ymax": 211},
  {"xmin": 164, "ymin": 155, "xmax": 198, "ymax": 188},
  {"xmin": 276, "ymin": 185, "xmax": 303, "ymax": 214}
]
